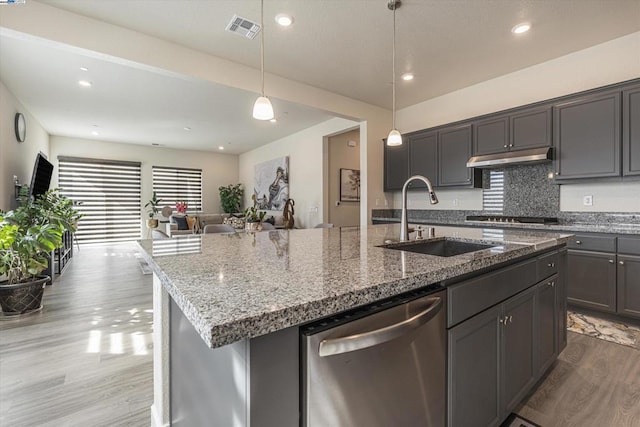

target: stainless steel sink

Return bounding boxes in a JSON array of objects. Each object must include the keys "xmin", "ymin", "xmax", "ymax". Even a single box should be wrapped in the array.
[{"xmin": 380, "ymin": 238, "xmax": 496, "ymax": 257}]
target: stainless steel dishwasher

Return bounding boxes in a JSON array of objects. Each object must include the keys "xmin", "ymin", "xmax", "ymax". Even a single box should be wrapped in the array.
[{"xmin": 302, "ymin": 288, "xmax": 446, "ymax": 427}]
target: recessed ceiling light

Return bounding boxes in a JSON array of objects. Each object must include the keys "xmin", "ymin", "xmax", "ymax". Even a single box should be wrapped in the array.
[
  {"xmin": 80, "ymin": 66, "xmax": 88, "ymax": 71},
  {"xmin": 275, "ymin": 14, "xmax": 293, "ymax": 26},
  {"xmin": 78, "ymin": 80, "xmax": 92, "ymax": 87},
  {"xmin": 91, "ymin": 131, "xmax": 99, "ymax": 136},
  {"xmin": 511, "ymin": 23, "xmax": 531, "ymax": 34},
  {"xmin": 269, "ymin": 118, "xmax": 277, "ymax": 123},
  {"xmin": 183, "ymin": 127, "xmax": 191, "ymax": 131},
  {"xmin": 218, "ymin": 146, "xmax": 224, "ymax": 150},
  {"xmin": 401, "ymin": 73, "xmax": 414, "ymax": 81}
]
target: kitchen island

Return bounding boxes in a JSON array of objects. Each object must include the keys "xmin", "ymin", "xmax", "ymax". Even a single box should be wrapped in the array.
[{"xmin": 138, "ymin": 224, "xmax": 572, "ymax": 427}]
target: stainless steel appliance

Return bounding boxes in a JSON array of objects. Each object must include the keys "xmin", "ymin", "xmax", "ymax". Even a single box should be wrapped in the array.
[
  {"xmin": 466, "ymin": 215, "xmax": 558, "ymax": 224},
  {"xmin": 302, "ymin": 289, "xmax": 446, "ymax": 427}
]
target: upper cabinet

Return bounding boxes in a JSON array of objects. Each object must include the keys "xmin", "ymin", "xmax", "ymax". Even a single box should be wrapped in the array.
[
  {"xmin": 383, "ymin": 125, "xmax": 482, "ymax": 191},
  {"xmin": 623, "ymin": 84, "xmax": 640, "ymax": 177},
  {"xmin": 473, "ymin": 107, "xmax": 551, "ymax": 156},
  {"xmin": 439, "ymin": 124, "xmax": 476, "ymax": 187},
  {"xmin": 383, "ymin": 141, "xmax": 409, "ymax": 191},
  {"xmin": 553, "ymin": 91, "xmax": 621, "ymax": 180}
]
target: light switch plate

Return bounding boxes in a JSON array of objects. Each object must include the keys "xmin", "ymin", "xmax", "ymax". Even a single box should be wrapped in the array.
[{"xmin": 583, "ymin": 195, "xmax": 593, "ymax": 206}]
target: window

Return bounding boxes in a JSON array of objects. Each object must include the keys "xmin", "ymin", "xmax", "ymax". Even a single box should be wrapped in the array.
[
  {"xmin": 483, "ymin": 170, "xmax": 504, "ymax": 212},
  {"xmin": 58, "ymin": 157, "xmax": 142, "ymax": 244},
  {"xmin": 152, "ymin": 166, "xmax": 202, "ymax": 213}
]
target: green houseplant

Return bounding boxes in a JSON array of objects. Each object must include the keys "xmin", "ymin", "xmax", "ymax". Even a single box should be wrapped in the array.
[
  {"xmin": 218, "ymin": 184, "xmax": 244, "ymax": 214},
  {"xmin": 144, "ymin": 191, "xmax": 162, "ymax": 229},
  {"xmin": 0, "ymin": 186, "xmax": 81, "ymax": 315},
  {"xmin": 243, "ymin": 206, "xmax": 266, "ymax": 231}
]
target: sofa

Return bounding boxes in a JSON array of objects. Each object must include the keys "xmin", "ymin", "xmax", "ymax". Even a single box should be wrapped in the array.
[{"xmin": 165, "ymin": 213, "xmax": 230, "ymax": 236}]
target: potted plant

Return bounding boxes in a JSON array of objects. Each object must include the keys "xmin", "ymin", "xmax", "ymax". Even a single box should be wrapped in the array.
[
  {"xmin": 0, "ymin": 186, "xmax": 80, "ymax": 315},
  {"xmin": 243, "ymin": 206, "xmax": 266, "ymax": 232},
  {"xmin": 144, "ymin": 191, "xmax": 162, "ymax": 229},
  {"xmin": 219, "ymin": 184, "xmax": 244, "ymax": 214}
]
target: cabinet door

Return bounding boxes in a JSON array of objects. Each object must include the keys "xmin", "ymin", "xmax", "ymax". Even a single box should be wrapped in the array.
[
  {"xmin": 438, "ymin": 124, "xmax": 473, "ymax": 187},
  {"xmin": 557, "ymin": 250, "xmax": 568, "ymax": 353},
  {"xmin": 617, "ymin": 254, "xmax": 640, "ymax": 319},
  {"xmin": 383, "ymin": 140, "xmax": 408, "ymax": 191},
  {"xmin": 623, "ymin": 85, "xmax": 640, "ymax": 176},
  {"xmin": 536, "ymin": 276, "xmax": 558, "ymax": 377},
  {"xmin": 567, "ymin": 250, "xmax": 617, "ymax": 313},
  {"xmin": 474, "ymin": 116, "xmax": 509, "ymax": 155},
  {"xmin": 510, "ymin": 106, "xmax": 552, "ymax": 150},
  {"xmin": 448, "ymin": 305, "xmax": 501, "ymax": 427},
  {"xmin": 501, "ymin": 286, "xmax": 536, "ymax": 416},
  {"xmin": 553, "ymin": 91, "xmax": 621, "ymax": 180},
  {"xmin": 408, "ymin": 131, "xmax": 438, "ymax": 188}
]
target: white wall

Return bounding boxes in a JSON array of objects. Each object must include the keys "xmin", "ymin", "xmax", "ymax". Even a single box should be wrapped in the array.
[
  {"xmin": 239, "ymin": 117, "xmax": 359, "ymax": 229},
  {"xmin": 328, "ymin": 129, "xmax": 360, "ymax": 227},
  {"xmin": 50, "ymin": 136, "xmax": 238, "ymax": 234},
  {"xmin": 0, "ymin": 80, "xmax": 50, "ymax": 211},
  {"xmin": 560, "ymin": 181, "xmax": 640, "ymax": 213},
  {"xmin": 394, "ymin": 31, "xmax": 640, "ymax": 212}
]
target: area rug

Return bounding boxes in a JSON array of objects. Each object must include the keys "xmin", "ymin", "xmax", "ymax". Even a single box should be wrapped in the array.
[
  {"xmin": 567, "ymin": 310, "xmax": 640, "ymax": 350},
  {"xmin": 500, "ymin": 413, "xmax": 541, "ymax": 427}
]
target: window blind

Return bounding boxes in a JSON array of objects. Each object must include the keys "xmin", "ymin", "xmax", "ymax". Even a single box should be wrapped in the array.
[
  {"xmin": 58, "ymin": 156, "xmax": 142, "ymax": 244},
  {"xmin": 152, "ymin": 166, "xmax": 202, "ymax": 213},
  {"xmin": 483, "ymin": 170, "xmax": 504, "ymax": 212}
]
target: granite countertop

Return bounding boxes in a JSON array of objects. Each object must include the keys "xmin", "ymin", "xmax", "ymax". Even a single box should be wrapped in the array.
[
  {"xmin": 373, "ymin": 217, "xmax": 640, "ymax": 235},
  {"xmin": 137, "ymin": 224, "xmax": 571, "ymax": 349}
]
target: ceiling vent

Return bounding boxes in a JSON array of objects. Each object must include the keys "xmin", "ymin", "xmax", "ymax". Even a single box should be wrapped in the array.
[{"xmin": 225, "ymin": 15, "xmax": 261, "ymax": 39}]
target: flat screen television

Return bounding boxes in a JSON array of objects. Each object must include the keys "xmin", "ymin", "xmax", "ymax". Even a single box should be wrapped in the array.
[{"xmin": 29, "ymin": 152, "xmax": 54, "ymax": 198}]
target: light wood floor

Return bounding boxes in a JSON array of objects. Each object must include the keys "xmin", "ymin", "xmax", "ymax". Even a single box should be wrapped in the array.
[
  {"xmin": 0, "ymin": 243, "xmax": 153, "ymax": 427},
  {"xmin": 2, "ymin": 243, "xmax": 639, "ymax": 427}
]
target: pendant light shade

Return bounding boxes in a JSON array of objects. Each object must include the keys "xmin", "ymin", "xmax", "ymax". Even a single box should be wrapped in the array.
[
  {"xmin": 386, "ymin": 0, "xmax": 402, "ymax": 146},
  {"xmin": 253, "ymin": 0, "xmax": 274, "ymax": 121},
  {"xmin": 387, "ymin": 129, "xmax": 402, "ymax": 146},
  {"xmin": 253, "ymin": 96, "xmax": 274, "ymax": 120}
]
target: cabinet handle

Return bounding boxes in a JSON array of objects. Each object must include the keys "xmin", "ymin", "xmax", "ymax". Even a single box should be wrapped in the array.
[
  {"xmin": 509, "ymin": 144, "xmax": 514, "ymax": 148},
  {"xmin": 548, "ymin": 281, "xmax": 555, "ymax": 287},
  {"xmin": 609, "ymin": 259, "xmax": 614, "ymax": 264},
  {"xmin": 508, "ymin": 315, "xmax": 513, "ymax": 324},
  {"xmin": 503, "ymin": 144, "xmax": 508, "ymax": 148},
  {"xmin": 547, "ymin": 262, "xmax": 555, "ymax": 268},
  {"xmin": 575, "ymin": 240, "xmax": 582, "ymax": 244},
  {"xmin": 619, "ymin": 261, "xmax": 625, "ymax": 265},
  {"xmin": 500, "ymin": 317, "xmax": 507, "ymax": 325}
]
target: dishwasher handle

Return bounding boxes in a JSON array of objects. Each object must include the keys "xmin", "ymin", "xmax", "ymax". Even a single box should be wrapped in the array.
[{"xmin": 318, "ymin": 296, "xmax": 443, "ymax": 357}]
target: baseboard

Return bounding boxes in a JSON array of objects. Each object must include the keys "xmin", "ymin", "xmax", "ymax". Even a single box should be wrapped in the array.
[{"xmin": 150, "ymin": 404, "xmax": 168, "ymax": 427}]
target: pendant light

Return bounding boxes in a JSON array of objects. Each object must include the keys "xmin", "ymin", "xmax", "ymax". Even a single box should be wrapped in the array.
[
  {"xmin": 253, "ymin": 0, "xmax": 275, "ymax": 120},
  {"xmin": 386, "ymin": 0, "xmax": 402, "ymax": 146}
]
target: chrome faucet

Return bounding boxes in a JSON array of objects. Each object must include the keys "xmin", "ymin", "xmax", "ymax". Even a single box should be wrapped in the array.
[{"xmin": 400, "ymin": 175, "xmax": 438, "ymax": 241}]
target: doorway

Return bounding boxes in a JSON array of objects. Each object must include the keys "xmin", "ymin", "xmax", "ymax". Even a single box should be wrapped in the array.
[{"xmin": 327, "ymin": 129, "xmax": 360, "ymax": 227}]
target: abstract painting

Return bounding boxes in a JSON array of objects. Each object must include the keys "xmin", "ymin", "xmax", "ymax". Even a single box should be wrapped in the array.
[
  {"xmin": 340, "ymin": 168, "xmax": 360, "ymax": 202},
  {"xmin": 254, "ymin": 156, "xmax": 289, "ymax": 211}
]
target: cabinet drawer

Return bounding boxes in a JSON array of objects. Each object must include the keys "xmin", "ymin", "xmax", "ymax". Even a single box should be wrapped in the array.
[
  {"xmin": 537, "ymin": 251, "xmax": 559, "ymax": 281},
  {"xmin": 448, "ymin": 258, "xmax": 537, "ymax": 327},
  {"xmin": 617, "ymin": 236, "xmax": 640, "ymax": 255},
  {"xmin": 566, "ymin": 234, "xmax": 616, "ymax": 252}
]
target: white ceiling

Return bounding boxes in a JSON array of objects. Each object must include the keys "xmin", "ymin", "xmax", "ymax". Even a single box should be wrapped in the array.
[{"xmin": 1, "ymin": 0, "xmax": 639, "ymax": 153}]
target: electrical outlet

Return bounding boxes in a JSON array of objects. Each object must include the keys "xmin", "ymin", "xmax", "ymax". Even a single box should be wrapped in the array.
[
  {"xmin": 583, "ymin": 195, "xmax": 593, "ymax": 206},
  {"xmin": 453, "ymin": 198, "xmax": 459, "ymax": 207},
  {"xmin": 309, "ymin": 206, "xmax": 318, "ymax": 213}
]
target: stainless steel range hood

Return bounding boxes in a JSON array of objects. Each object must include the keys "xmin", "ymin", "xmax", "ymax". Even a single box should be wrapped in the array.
[{"xmin": 466, "ymin": 146, "xmax": 553, "ymax": 169}]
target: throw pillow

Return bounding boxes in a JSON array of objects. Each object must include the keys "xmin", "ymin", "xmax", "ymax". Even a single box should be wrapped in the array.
[
  {"xmin": 173, "ymin": 216, "xmax": 189, "ymax": 230},
  {"xmin": 265, "ymin": 216, "xmax": 275, "ymax": 225},
  {"xmin": 186, "ymin": 216, "xmax": 196, "ymax": 231}
]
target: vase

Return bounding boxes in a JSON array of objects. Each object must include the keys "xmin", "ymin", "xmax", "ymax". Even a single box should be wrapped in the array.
[
  {"xmin": 147, "ymin": 218, "xmax": 159, "ymax": 229},
  {"xmin": 245, "ymin": 221, "xmax": 260, "ymax": 232},
  {"xmin": 0, "ymin": 276, "xmax": 49, "ymax": 316}
]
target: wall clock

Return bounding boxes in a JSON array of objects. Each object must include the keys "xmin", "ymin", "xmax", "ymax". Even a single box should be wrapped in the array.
[{"xmin": 15, "ymin": 112, "xmax": 26, "ymax": 143}]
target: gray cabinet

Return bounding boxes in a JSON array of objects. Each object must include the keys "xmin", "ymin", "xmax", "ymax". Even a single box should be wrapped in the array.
[
  {"xmin": 536, "ymin": 276, "xmax": 558, "ymax": 377},
  {"xmin": 383, "ymin": 141, "xmax": 408, "ymax": 191},
  {"xmin": 438, "ymin": 124, "xmax": 474, "ymax": 187},
  {"xmin": 617, "ymin": 254, "xmax": 640, "ymax": 319},
  {"xmin": 474, "ymin": 116, "xmax": 509, "ymax": 155},
  {"xmin": 501, "ymin": 286, "xmax": 536, "ymax": 415},
  {"xmin": 408, "ymin": 131, "xmax": 438, "ymax": 188},
  {"xmin": 557, "ymin": 250, "xmax": 568, "ymax": 353},
  {"xmin": 554, "ymin": 91, "xmax": 621, "ymax": 180},
  {"xmin": 567, "ymin": 249, "xmax": 617, "ymax": 313},
  {"xmin": 448, "ymin": 305, "xmax": 501, "ymax": 427},
  {"xmin": 623, "ymin": 84, "xmax": 640, "ymax": 176},
  {"xmin": 473, "ymin": 107, "xmax": 552, "ymax": 156}
]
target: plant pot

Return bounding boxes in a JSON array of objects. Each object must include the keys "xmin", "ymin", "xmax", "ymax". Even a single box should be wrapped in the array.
[
  {"xmin": 147, "ymin": 218, "xmax": 159, "ymax": 229},
  {"xmin": 245, "ymin": 221, "xmax": 260, "ymax": 232},
  {"xmin": 0, "ymin": 276, "xmax": 49, "ymax": 316}
]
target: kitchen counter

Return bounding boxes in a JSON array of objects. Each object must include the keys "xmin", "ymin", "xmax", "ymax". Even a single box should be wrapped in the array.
[
  {"xmin": 373, "ymin": 216, "xmax": 640, "ymax": 235},
  {"xmin": 137, "ymin": 223, "xmax": 571, "ymax": 349}
]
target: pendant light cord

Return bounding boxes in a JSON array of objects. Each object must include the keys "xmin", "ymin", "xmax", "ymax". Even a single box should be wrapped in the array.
[
  {"xmin": 260, "ymin": 0, "xmax": 265, "ymax": 97},
  {"xmin": 392, "ymin": 1, "xmax": 396, "ymax": 130}
]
